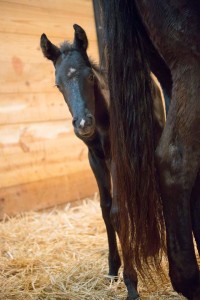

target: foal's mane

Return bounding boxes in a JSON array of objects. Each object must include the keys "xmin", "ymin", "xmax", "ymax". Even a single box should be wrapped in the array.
[{"xmin": 91, "ymin": 62, "xmax": 109, "ymax": 101}]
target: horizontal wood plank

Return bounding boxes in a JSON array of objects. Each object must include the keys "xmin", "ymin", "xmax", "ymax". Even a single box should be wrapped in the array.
[
  {"xmin": 0, "ymin": 170, "xmax": 97, "ymax": 219},
  {"xmin": 0, "ymin": 120, "xmax": 91, "ymax": 188},
  {"xmin": 0, "ymin": 32, "xmax": 99, "ymax": 64},
  {"xmin": 0, "ymin": 93, "xmax": 71, "ymax": 125},
  {"xmin": 0, "ymin": 0, "xmax": 97, "ymax": 40},
  {"xmin": 1, "ymin": 120, "xmax": 77, "ymax": 154},
  {"xmin": 2, "ymin": 0, "xmax": 93, "ymax": 11},
  {"xmin": 0, "ymin": 35, "xmax": 98, "ymax": 94}
]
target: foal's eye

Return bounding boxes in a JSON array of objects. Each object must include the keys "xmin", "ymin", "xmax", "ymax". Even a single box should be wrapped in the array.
[{"xmin": 55, "ymin": 84, "xmax": 60, "ymax": 89}]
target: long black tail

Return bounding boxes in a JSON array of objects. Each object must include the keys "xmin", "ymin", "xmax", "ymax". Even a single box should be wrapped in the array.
[{"xmin": 101, "ymin": 0, "xmax": 165, "ymax": 273}]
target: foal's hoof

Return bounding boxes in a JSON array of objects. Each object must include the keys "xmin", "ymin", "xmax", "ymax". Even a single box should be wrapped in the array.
[{"xmin": 126, "ymin": 297, "xmax": 140, "ymax": 300}]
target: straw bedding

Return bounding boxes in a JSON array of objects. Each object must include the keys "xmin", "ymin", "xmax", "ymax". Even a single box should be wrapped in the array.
[{"xmin": 0, "ymin": 194, "xmax": 194, "ymax": 299}]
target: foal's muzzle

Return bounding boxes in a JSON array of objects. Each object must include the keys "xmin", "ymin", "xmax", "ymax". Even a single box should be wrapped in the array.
[{"xmin": 73, "ymin": 114, "xmax": 95, "ymax": 137}]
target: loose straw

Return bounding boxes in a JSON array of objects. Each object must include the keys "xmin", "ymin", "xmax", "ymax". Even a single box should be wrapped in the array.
[{"xmin": 0, "ymin": 195, "xmax": 190, "ymax": 299}]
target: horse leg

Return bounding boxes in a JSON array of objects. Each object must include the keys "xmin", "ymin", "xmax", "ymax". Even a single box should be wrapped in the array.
[
  {"xmin": 110, "ymin": 162, "xmax": 140, "ymax": 300},
  {"xmin": 122, "ymin": 254, "xmax": 140, "ymax": 300},
  {"xmin": 146, "ymin": 40, "xmax": 172, "ymax": 114},
  {"xmin": 191, "ymin": 172, "xmax": 200, "ymax": 255},
  {"xmin": 111, "ymin": 213, "xmax": 139, "ymax": 299},
  {"xmin": 110, "ymin": 199, "xmax": 139, "ymax": 300},
  {"xmin": 137, "ymin": 15, "xmax": 172, "ymax": 113},
  {"xmin": 88, "ymin": 149, "xmax": 121, "ymax": 277},
  {"xmin": 156, "ymin": 65, "xmax": 200, "ymax": 300},
  {"xmin": 156, "ymin": 137, "xmax": 200, "ymax": 300}
]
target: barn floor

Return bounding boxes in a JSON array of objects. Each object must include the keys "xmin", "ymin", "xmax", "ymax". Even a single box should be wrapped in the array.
[{"xmin": 0, "ymin": 195, "xmax": 190, "ymax": 299}]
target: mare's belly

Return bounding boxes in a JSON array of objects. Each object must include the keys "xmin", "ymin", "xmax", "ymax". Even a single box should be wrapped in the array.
[{"xmin": 135, "ymin": 0, "xmax": 200, "ymax": 66}]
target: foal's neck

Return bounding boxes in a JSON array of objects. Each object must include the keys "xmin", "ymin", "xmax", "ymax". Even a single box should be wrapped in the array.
[{"xmin": 93, "ymin": 75, "xmax": 110, "ymax": 133}]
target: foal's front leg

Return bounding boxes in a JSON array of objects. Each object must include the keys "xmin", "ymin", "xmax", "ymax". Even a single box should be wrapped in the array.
[{"xmin": 88, "ymin": 149, "xmax": 121, "ymax": 277}]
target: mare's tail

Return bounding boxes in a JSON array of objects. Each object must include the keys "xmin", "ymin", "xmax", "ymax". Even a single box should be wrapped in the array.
[{"xmin": 101, "ymin": 0, "xmax": 165, "ymax": 273}]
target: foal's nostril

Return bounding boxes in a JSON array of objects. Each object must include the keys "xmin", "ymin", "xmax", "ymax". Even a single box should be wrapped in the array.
[
  {"xmin": 73, "ymin": 114, "xmax": 95, "ymax": 136},
  {"xmin": 85, "ymin": 114, "xmax": 95, "ymax": 127}
]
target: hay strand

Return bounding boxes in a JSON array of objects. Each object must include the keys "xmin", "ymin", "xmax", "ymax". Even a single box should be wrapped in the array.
[{"xmin": 0, "ymin": 195, "xmax": 189, "ymax": 299}]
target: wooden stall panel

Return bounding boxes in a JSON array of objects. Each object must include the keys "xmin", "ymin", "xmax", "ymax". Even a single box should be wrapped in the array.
[
  {"xmin": 0, "ymin": 93, "xmax": 70, "ymax": 125},
  {"xmin": 0, "ymin": 170, "xmax": 97, "ymax": 219},
  {"xmin": 0, "ymin": 121, "xmax": 90, "ymax": 188},
  {"xmin": 0, "ymin": 0, "xmax": 98, "ymax": 43},
  {"xmin": 0, "ymin": 0, "xmax": 99, "ymax": 216},
  {"xmin": 0, "ymin": 45, "xmax": 98, "ymax": 94}
]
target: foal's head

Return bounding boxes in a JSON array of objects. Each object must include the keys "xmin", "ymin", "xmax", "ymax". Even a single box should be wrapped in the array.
[{"xmin": 40, "ymin": 24, "xmax": 96, "ymax": 138}]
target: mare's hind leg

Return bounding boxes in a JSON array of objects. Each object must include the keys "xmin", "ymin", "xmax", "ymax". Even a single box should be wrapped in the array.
[
  {"xmin": 156, "ymin": 64, "xmax": 200, "ymax": 300},
  {"xmin": 88, "ymin": 150, "xmax": 121, "ymax": 277},
  {"xmin": 191, "ymin": 172, "xmax": 200, "ymax": 255}
]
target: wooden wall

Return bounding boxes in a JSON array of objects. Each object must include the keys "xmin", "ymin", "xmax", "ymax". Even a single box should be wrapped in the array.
[{"xmin": 0, "ymin": 0, "xmax": 99, "ymax": 218}]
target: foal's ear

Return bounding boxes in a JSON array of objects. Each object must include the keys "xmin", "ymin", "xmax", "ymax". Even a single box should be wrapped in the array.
[
  {"xmin": 73, "ymin": 24, "xmax": 88, "ymax": 51},
  {"xmin": 40, "ymin": 33, "xmax": 61, "ymax": 64}
]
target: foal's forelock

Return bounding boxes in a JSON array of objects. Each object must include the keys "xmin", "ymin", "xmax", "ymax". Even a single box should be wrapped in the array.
[{"xmin": 59, "ymin": 41, "xmax": 74, "ymax": 54}]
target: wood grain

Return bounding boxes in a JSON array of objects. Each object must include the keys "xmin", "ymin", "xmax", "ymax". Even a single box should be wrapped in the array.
[
  {"xmin": 0, "ymin": 170, "xmax": 97, "ymax": 219},
  {"xmin": 0, "ymin": 93, "xmax": 71, "ymax": 125},
  {"xmin": 0, "ymin": 120, "xmax": 90, "ymax": 188},
  {"xmin": 0, "ymin": 0, "xmax": 99, "ymax": 215}
]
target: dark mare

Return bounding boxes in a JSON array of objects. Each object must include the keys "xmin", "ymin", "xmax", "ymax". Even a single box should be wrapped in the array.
[
  {"xmin": 40, "ymin": 24, "xmax": 166, "ymax": 293},
  {"xmin": 99, "ymin": 1, "xmax": 200, "ymax": 300}
]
